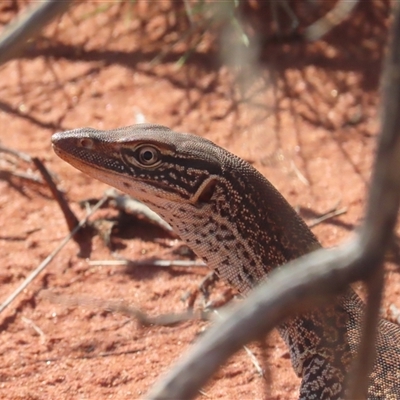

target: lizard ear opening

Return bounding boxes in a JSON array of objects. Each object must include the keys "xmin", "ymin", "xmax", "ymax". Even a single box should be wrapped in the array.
[{"xmin": 193, "ymin": 177, "xmax": 217, "ymax": 204}]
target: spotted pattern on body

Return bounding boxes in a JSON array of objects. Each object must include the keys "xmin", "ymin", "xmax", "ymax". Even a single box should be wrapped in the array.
[{"xmin": 52, "ymin": 124, "xmax": 400, "ymax": 400}]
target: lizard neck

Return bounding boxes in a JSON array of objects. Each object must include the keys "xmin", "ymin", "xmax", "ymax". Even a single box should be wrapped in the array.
[{"xmin": 154, "ymin": 152, "xmax": 320, "ymax": 294}]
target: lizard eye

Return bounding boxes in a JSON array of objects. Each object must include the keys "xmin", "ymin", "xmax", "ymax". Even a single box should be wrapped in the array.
[{"xmin": 137, "ymin": 146, "xmax": 160, "ymax": 166}]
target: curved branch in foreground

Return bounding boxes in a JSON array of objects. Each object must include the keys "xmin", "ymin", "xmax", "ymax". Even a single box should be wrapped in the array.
[
  {"xmin": 146, "ymin": 3, "xmax": 400, "ymax": 400},
  {"xmin": 0, "ymin": 0, "xmax": 73, "ymax": 66},
  {"xmin": 145, "ymin": 241, "xmax": 362, "ymax": 399}
]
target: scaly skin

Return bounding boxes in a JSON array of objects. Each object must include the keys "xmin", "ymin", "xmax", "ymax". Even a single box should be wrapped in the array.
[{"xmin": 52, "ymin": 124, "xmax": 400, "ymax": 399}]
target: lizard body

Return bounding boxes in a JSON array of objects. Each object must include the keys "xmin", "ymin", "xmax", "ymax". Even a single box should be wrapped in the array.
[{"xmin": 52, "ymin": 124, "xmax": 400, "ymax": 399}]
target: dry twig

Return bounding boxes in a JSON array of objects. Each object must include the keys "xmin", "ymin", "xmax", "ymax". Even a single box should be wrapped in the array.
[
  {"xmin": 0, "ymin": 0, "xmax": 73, "ymax": 66},
  {"xmin": 0, "ymin": 196, "xmax": 107, "ymax": 316}
]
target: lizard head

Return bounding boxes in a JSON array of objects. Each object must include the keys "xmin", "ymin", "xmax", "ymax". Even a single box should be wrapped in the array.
[
  {"xmin": 52, "ymin": 123, "xmax": 318, "ymax": 293},
  {"xmin": 52, "ymin": 124, "xmax": 227, "ymax": 220}
]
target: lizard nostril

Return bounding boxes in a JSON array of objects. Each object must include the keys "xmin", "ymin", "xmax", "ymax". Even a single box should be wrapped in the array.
[{"xmin": 78, "ymin": 138, "xmax": 93, "ymax": 149}]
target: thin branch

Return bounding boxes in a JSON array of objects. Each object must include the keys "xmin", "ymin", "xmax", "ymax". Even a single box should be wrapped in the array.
[
  {"xmin": 347, "ymin": 266, "xmax": 384, "ymax": 399},
  {"xmin": 42, "ymin": 291, "xmax": 211, "ymax": 326},
  {"xmin": 0, "ymin": 169, "xmax": 43, "ymax": 184},
  {"xmin": 104, "ymin": 189, "xmax": 174, "ymax": 233},
  {"xmin": 308, "ymin": 207, "xmax": 347, "ymax": 228},
  {"xmin": 343, "ymin": 3, "xmax": 400, "ymax": 392},
  {"xmin": 0, "ymin": 144, "xmax": 32, "ymax": 162},
  {"xmin": 0, "ymin": 0, "xmax": 73, "ymax": 66},
  {"xmin": 32, "ymin": 157, "xmax": 81, "ymax": 236},
  {"xmin": 360, "ymin": 1, "xmax": 400, "ymax": 254},
  {"xmin": 306, "ymin": 0, "xmax": 359, "ymax": 41},
  {"xmin": 0, "ymin": 196, "xmax": 107, "ymax": 316},
  {"xmin": 87, "ymin": 258, "xmax": 206, "ymax": 268}
]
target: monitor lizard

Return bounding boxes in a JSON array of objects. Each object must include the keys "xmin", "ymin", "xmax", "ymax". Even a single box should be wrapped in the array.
[{"xmin": 52, "ymin": 124, "xmax": 400, "ymax": 399}]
